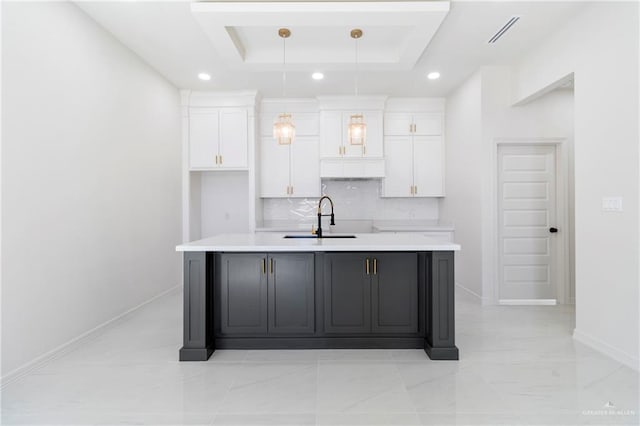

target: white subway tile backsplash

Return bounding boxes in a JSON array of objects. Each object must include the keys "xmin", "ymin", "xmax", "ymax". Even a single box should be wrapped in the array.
[{"xmin": 262, "ymin": 179, "xmax": 439, "ymax": 224}]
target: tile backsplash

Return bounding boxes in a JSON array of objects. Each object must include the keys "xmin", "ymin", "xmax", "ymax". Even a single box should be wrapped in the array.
[{"xmin": 262, "ymin": 179, "xmax": 439, "ymax": 224}]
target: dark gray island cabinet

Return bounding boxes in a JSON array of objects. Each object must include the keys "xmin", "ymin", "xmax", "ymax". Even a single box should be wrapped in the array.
[{"xmin": 177, "ymin": 233, "xmax": 460, "ymax": 361}]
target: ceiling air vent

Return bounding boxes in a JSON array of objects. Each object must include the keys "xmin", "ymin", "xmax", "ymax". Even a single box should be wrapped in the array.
[{"xmin": 488, "ymin": 16, "xmax": 520, "ymax": 44}]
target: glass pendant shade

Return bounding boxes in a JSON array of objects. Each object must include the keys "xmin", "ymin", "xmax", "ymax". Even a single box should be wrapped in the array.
[
  {"xmin": 273, "ymin": 113, "xmax": 295, "ymax": 145},
  {"xmin": 348, "ymin": 114, "xmax": 366, "ymax": 145}
]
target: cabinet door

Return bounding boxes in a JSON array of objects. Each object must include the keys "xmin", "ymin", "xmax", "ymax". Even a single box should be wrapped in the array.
[
  {"xmin": 268, "ymin": 253, "xmax": 315, "ymax": 334},
  {"xmin": 219, "ymin": 254, "xmax": 268, "ymax": 335},
  {"xmin": 382, "ymin": 136, "xmax": 413, "ymax": 197},
  {"xmin": 320, "ymin": 111, "xmax": 343, "ymax": 158},
  {"xmin": 413, "ymin": 113, "xmax": 442, "ymax": 136},
  {"xmin": 342, "ymin": 111, "xmax": 383, "ymax": 158},
  {"xmin": 189, "ymin": 108, "xmax": 219, "ymax": 169},
  {"xmin": 363, "ymin": 110, "xmax": 384, "ymax": 157},
  {"xmin": 260, "ymin": 137, "xmax": 291, "ymax": 197},
  {"xmin": 291, "ymin": 137, "xmax": 320, "ymax": 197},
  {"xmin": 384, "ymin": 113, "xmax": 413, "ymax": 136},
  {"xmin": 413, "ymin": 136, "xmax": 444, "ymax": 197},
  {"xmin": 218, "ymin": 109, "xmax": 248, "ymax": 168},
  {"xmin": 371, "ymin": 253, "xmax": 418, "ymax": 333},
  {"xmin": 323, "ymin": 254, "xmax": 371, "ymax": 334}
]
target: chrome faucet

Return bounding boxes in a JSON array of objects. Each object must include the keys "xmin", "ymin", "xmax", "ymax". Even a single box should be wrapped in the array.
[{"xmin": 314, "ymin": 195, "xmax": 335, "ymax": 238}]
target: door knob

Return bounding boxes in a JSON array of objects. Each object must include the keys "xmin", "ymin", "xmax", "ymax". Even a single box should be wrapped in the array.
[{"xmin": 549, "ymin": 227, "xmax": 558, "ymax": 233}]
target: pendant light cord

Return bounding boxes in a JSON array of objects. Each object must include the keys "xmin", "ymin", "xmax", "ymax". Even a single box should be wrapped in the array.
[
  {"xmin": 282, "ymin": 35, "xmax": 287, "ymax": 98},
  {"xmin": 355, "ymin": 36, "xmax": 359, "ymax": 97}
]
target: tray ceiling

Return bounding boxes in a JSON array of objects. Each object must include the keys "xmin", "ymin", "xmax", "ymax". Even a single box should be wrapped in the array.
[{"xmin": 191, "ymin": 1, "xmax": 450, "ymax": 71}]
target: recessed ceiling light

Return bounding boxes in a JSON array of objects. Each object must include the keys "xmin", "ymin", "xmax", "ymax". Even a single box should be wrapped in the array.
[
  {"xmin": 198, "ymin": 72, "xmax": 211, "ymax": 81},
  {"xmin": 427, "ymin": 71, "xmax": 440, "ymax": 80},
  {"xmin": 312, "ymin": 72, "xmax": 324, "ymax": 80}
]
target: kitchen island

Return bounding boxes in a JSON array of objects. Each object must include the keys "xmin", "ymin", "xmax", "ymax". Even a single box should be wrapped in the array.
[{"xmin": 176, "ymin": 233, "xmax": 461, "ymax": 361}]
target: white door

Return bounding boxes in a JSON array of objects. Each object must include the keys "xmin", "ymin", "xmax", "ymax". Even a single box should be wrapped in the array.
[
  {"xmin": 218, "ymin": 109, "xmax": 248, "ymax": 169},
  {"xmin": 498, "ymin": 145, "xmax": 558, "ymax": 303},
  {"xmin": 189, "ymin": 108, "xmax": 219, "ymax": 169},
  {"xmin": 413, "ymin": 136, "xmax": 444, "ymax": 197}
]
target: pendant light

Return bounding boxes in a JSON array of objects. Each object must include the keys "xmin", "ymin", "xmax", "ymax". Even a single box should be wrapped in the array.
[
  {"xmin": 273, "ymin": 28, "xmax": 295, "ymax": 145},
  {"xmin": 348, "ymin": 29, "xmax": 366, "ymax": 146}
]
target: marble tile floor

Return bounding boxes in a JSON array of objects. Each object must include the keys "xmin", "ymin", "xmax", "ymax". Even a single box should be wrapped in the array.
[{"xmin": 1, "ymin": 289, "xmax": 637, "ymax": 426}]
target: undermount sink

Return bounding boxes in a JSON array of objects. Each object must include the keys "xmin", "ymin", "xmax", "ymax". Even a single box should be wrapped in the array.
[{"xmin": 283, "ymin": 235, "xmax": 356, "ymax": 239}]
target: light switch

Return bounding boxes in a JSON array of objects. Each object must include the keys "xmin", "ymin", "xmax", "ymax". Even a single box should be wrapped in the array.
[{"xmin": 602, "ymin": 197, "xmax": 623, "ymax": 212}]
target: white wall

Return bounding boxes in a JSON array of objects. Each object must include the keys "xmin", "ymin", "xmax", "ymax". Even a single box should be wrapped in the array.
[
  {"xmin": 480, "ymin": 66, "xmax": 575, "ymax": 304},
  {"xmin": 2, "ymin": 2, "xmax": 182, "ymax": 377},
  {"xmin": 442, "ymin": 66, "xmax": 574, "ymax": 304},
  {"xmin": 511, "ymin": 2, "xmax": 639, "ymax": 370},
  {"xmin": 440, "ymin": 71, "xmax": 484, "ymax": 298},
  {"xmin": 199, "ymin": 171, "xmax": 250, "ymax": 238}
]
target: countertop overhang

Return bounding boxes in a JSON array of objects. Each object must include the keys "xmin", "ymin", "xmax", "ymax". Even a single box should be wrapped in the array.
[{"xmin": 176, "ymin": 232, "xmax": 461, "ymax": 252}]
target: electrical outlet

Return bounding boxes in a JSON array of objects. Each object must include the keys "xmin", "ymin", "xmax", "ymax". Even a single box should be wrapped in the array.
[{"xmin": 602, "ymin": 197, "xmax": 623, "ymax": 212}]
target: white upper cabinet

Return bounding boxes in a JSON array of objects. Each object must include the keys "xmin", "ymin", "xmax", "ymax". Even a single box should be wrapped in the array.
[
  {"xmin": 383, "ymin": 136, "xmax": 414, "ymax": 196},
  {"xmin": 189, "ymin": 107, "xmax": 248, "ymax": 170},
  {"xmin": 382, "ymin": 98, "xmax": 445, "ymax": 197},
  {"xmin": 384, "ymin": 112, "xmax": 442, "ymax": 136},
  {"xmin": 259, "ymin": 99, "xmax": 321, "ymax": 198},
  {"xmin": 290, "ymin": 136, "xmax": 321, "ymax": 197},
  {"xmin": 320, "ymin": 111, "xmax": 383, "ymax": 158},
  {"xmin": 260, "ymin": 136, "xmax": 320, "ymax": 198},
  {"xmin": 383, "ymin": 135, "xmax": 444, "ymax": 197},
  {"xmin": 260, "ymin": 137, "xmax": 290, "ymax": 198},
  {"xmin": 189, "ymin": 109, "xmax": 220, "ymax": 169},
  {"xmin": 413, "ymin": 136, "xmax": 443, "ymax": 196},
  {"xmin": 317, "ymin": 96, "xmax": 387, "ymax": 178}
]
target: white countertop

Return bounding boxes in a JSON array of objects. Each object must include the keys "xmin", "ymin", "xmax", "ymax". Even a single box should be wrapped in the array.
[{"xmin": 176, "ymin": 233, "xmax": 461, "ymax": 252}]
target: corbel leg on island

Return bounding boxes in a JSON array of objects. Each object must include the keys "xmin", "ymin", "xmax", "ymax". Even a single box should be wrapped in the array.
[
  {"xmin": 425, "ymin": 251, "xmax": 459, "ymax": 360},
  {"xmin": 179, "ymin": 252, "xmax": 214, "ymax": 361}
]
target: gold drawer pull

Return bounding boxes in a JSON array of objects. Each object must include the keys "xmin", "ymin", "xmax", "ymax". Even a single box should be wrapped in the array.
[
  {"xmin": 373, "ymin": 258, "xmax": 377, "ymax": 275},
  {"xmin": 365, "ymin": 258, "xmax": 370, "ymax": 275}
]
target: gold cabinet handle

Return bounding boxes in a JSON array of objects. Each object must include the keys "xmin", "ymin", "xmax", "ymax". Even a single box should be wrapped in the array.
[
  {"xmin": 366, "ymin": 258, "xmax": 370, "ymax": 275},
  {"xmin": 215, "ymin": 155, "xmax": 218, "ymax": 165},
  {"xmin": 415, "ymin": 185, "xmax": 417, "ymax": 195},
  {"xmin": 270, "ymin": 258, "xmax": 274, "ymax": 274},
  {"xmin": 219, "ymin": 155, "xmax": 223, "ymax": 164},
  {"xmin": 410, "ymin": 185, "xmax": 414, "ymax": 195},
  {"xmin": 291, "ymin": 185, "xmax": 293, "ymax": 195},
  {"xmin": 373, "ymin": 258, "xmax": 377, "ymax": 275},
  {"xmin": 362, "ymin": 145, "xmax": 366, "ymax": 155},
  {"xmin": 262, "ymin": 258, "xmax": 266, "ymax": 274}
]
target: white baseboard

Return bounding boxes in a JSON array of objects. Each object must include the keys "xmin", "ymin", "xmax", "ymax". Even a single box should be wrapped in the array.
[
  {"xmin": 455, "ymin": 282, "xmax": 491, "ymax": 304},
  {"xmin": 573, "ymin": 329, "xmax": 639, "ymax": 372},
  {"xmin": 1, "ymin": 285, "xmax": 180, "ymax": 388},
  {"xmin": 499, "ymin": 299, "xmax": 557, "ymax": 306}
]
